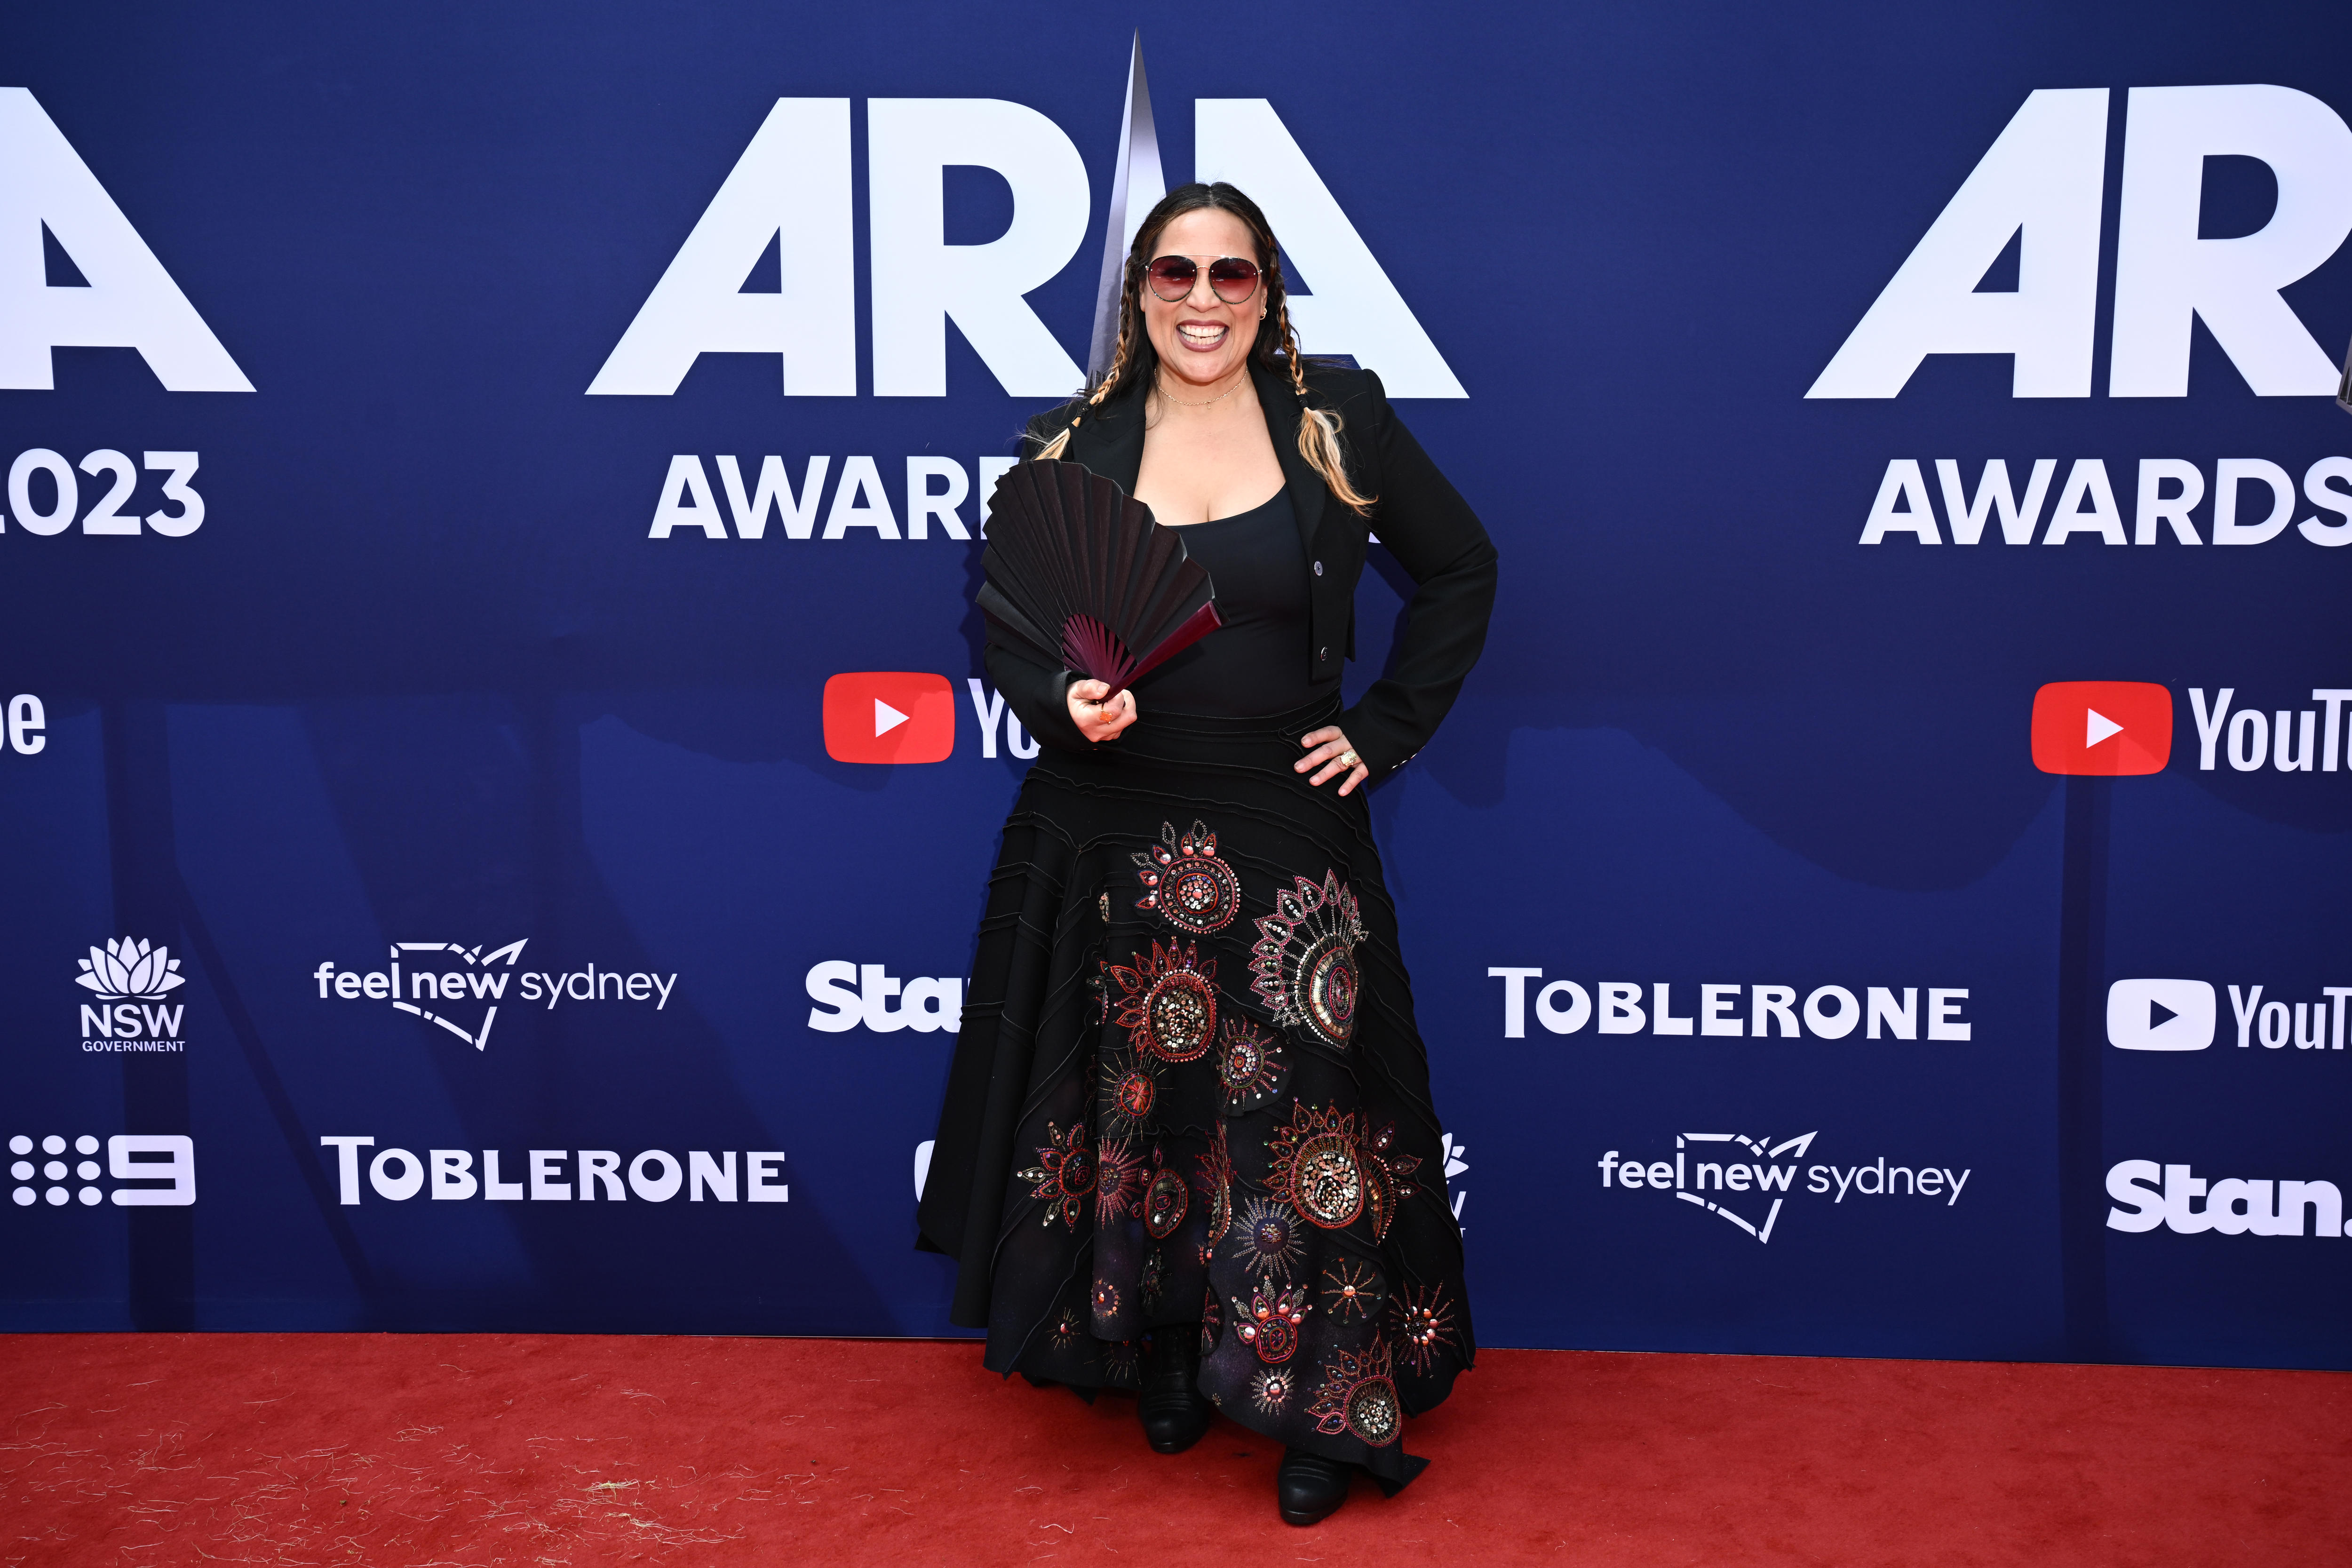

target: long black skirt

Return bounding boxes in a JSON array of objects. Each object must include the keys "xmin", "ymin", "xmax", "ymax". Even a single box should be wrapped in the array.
[{"xmin": 918, "ymin": 696, "xmax": 1472, "ymax": 1490}]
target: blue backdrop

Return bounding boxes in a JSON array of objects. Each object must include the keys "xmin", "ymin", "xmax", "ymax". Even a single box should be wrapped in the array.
[{"xmin": 4, "ymin": 0, "xmax": 2349, "ymax": 1370}]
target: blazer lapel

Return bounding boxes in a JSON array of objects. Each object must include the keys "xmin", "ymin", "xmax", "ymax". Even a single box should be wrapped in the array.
[
  {"xmin": 1254, "ymin": 361, "xmax": 1326, "ymax": 556},
  {"xmin": 1066, "ymin": 366, "xmax": 1325, "ymax": 553},
  {"xmin": 1064, "ymin": 391, "xmax": 1145, "ymax": 495}
]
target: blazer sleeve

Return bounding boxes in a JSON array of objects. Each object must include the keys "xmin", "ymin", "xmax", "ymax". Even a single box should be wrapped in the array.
[
  {"xmin": 985, "ymin": 641, "xmax": 1093, "ymax": 755},
  {"xmin": 1335, "ymin": 371, "xmax": 1500, "ymax": 779},
  {"xmin": 982, "ymin": 406, "xmax": 1096, "ymax": 757}
]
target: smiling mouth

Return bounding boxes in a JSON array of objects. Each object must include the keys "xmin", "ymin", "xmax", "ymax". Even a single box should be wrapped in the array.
[{"xmin": 1176, "ymin": 322, "xmax": 1230, "ymax": 350}]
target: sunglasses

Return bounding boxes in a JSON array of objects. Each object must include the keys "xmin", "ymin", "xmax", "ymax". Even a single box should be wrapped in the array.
[{"xmin": 1144, "ymin": 254, "xmax": 1263, "ymax": 304}]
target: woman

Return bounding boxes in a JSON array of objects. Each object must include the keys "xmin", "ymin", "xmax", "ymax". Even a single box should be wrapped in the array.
[{"xmin": 918, "ymin": 182, "xmax": 1495, "ymax": 1525}]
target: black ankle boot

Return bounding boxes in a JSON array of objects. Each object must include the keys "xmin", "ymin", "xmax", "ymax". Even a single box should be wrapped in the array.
[
  {"xmin": 1136, "ymin": 1327, "xmax": 1213, "ymax": 1453},
  {"xmin": 1276, "ymin": 1446, "xmax": 1355, "ymax": 1525}
]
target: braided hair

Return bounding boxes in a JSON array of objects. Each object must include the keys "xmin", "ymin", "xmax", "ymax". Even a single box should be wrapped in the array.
[{"xmin": 1035, "ymin": 182, "xmax": 1375, "ymax": 516}]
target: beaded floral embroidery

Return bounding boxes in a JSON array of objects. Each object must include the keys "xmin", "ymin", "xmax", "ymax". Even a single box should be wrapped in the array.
[
  {"xmin": 1143, "ymin": 1147, "xmax": 1190, "ymax": 1240},
  {"xmin": 1133, "ymin": 820, "xmax": 1243, "ymax": 934},
  {"xmin": 1016, "ymin": 1122, "xmax": 1097, "ymax": 1229},
  {"xmin": 1193, "ymin": 1122, "xmax": 1237, "ymax": 1245},
  {"xmin": 1249, "ymin": 871, "xmax": 1366, "ymax": 1051},
  {"xmin": 1097, "ymin": 1046, "xmax": 1163, "ymax": 1136},
  {"xmin": 1232, "ymin": 1195, "xmax": 1306, "ymax": 1282},
  {"xmin": 1216, "ymin": 1017, "xmax": 1289, "ymax": 1114},
  {"xmin": 1264, "ymin": 1101, "xmax": 1420, "ymax": 1241},
  {"xmin": 1320, "ymin": 1258, "xmax": 1387, "ymax": 1321},
  {"xmin": 1308, "ymin": 1338, "xmax": 1402, "ymax": 1446},
  {"xmin": 1106, "ymin": 939, "xmax": 1218, "ymax": 1063},
  {"xmin": 1094, "ymin": 1137, "xmax": 1146, "ymax": 1226},
  {"xmin": 1250, "ymin": 1365, "xmax": 1298, "ymax": 1415},
  {"xmin": 1231, "ymin": 1280, "xmax": 1312, "ymax": 1364},
  {"xmin": 1392, "ymin": 1284, "xmax": 1461, "ymax": 1376}
]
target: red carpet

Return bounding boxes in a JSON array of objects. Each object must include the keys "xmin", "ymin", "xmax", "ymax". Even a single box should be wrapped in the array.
[{"xmin": 1, "ymin": 1335, "xmax": 2346, "ymax": 1566}]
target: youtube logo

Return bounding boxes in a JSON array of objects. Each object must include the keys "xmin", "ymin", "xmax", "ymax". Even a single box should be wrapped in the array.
[
  {"xmin": 823, "ymin": 673, "xmax": 955, "ymax": 764},
  {"xmin": 2030, "ymin": 681, "xmax": 2172, "ymax": 776},
  {"xmin": 2106, "ymin": 979, "xmax": 2217, "ymax": 1051}
]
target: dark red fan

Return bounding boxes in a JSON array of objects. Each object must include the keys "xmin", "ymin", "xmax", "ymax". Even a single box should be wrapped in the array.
[{"xmin": 978, "ymin": 459, "xmax": 1222, "ymax": 699}]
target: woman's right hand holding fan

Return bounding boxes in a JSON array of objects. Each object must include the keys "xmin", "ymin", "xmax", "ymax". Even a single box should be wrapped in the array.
[{"xmin": 1067, "ymin": 679, "xmax": 1139, "ymax": 743}]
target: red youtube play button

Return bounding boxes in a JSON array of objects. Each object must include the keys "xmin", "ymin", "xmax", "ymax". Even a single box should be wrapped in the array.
[
  {"xmin": 823, "ymin": 672, "xmax": 955, "ymax": 764},
  {"xmin": 2030, "ymin": 681, "xmax": 2172, "ymax": 775}
]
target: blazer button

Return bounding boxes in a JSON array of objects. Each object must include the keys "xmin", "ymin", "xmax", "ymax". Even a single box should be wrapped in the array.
[
  {"xmin": 1319, "ymin": 647, "xmax": 1328, "ymax": 661},
  {"xmin": 1312, "ymin": 560, "xmax": 1324, "ymax": 576}
]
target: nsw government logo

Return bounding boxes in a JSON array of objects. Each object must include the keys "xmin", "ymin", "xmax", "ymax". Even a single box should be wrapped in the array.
[
  {"xmin": 1598, "ymin": 1131, "xmax": 1971, "ymax": 1245},
  {"xmin": 76, "ymin": 936, "xmax": 188, "ymax": 1053}
]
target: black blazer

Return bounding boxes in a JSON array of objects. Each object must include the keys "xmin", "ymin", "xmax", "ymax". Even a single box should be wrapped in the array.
[{"xmin": 986, "ymin": 358, "xmax": 1498, "ymax": 780}]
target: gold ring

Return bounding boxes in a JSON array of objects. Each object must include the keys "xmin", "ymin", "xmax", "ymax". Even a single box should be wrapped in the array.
[{"xmin": 1338, "ymin": 750, "xmax": 1359, "ymax": 770}]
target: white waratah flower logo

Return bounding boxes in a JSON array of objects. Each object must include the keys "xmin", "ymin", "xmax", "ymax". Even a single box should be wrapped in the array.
[{"xmin": 75, "ymin": 938, "xmax": 187, "ymax": 1002}]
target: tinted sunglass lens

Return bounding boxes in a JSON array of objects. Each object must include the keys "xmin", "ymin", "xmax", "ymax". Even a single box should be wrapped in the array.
[
  {"xmin": 1146, "ymin": 258, "xmax": 1198, "ymax": 300},
  {"xmin": 1208, "ymin": 258, "xmax": 1260, "ymax": 302}
]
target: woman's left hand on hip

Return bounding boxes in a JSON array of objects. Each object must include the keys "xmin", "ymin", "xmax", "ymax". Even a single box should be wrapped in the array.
[{"xmin": 1297, "ymin": 725, "xmax": 1370, "ymax": 796}]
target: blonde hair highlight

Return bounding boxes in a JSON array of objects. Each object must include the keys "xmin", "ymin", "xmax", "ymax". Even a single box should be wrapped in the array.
[{"xmin": 1274, "ymin": 297, "xmax": 1375, "ymax": 514}]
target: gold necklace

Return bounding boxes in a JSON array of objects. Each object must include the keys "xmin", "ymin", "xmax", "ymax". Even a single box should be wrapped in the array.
[{"xmin": 1156, "ymin": 370, "xmax": 1247, "ymax": 408}]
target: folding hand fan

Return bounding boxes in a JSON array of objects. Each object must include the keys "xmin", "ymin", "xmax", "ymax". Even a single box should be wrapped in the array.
[{"xmin": 978, "ymin": 459, "xmax": 1223, "ymax": 700}]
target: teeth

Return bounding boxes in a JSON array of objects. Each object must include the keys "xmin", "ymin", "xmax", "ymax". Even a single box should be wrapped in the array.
[{"xmin": 1179, "ymin": 324, "xmax": 1226, "ymax": 341}]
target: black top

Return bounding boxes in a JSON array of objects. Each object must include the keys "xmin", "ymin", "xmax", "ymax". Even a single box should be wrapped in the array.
[
  {"xmin": 990, "ymin": 360, "xmax": 1498, "ymax": 783},
  {"xmin": 1137, "ymin": 489, "xmax": 1337, "ymax": 718}
]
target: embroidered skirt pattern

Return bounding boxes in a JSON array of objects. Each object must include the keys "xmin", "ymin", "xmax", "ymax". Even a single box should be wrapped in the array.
[{"xmin": 917, "ymin": 698, "xmax": 1472, "ymax": 1490}]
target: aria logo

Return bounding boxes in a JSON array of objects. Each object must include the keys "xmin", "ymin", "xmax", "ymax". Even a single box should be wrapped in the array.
[
  {"xmin": 314, "ymin": 941, "xmax": 528, "ymax": 1051},
  {"xmin": 76, "ymin": 936, "xmax": 188, "ymax": 1052},
  {"xmin": 588, "ymin": 40, "xmax": 1462, "ymax": 402},
  {"xmin": 1599, "ymin": 1131, "xmax": 1972, "ymax": 1245},
  {"xmin": 1811, "ymin": 86, "xmax": 2352, "ymax": 401},
  {"xmin": 0, "ymin": 89, "xmax": 251, "ymax": 391}
]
